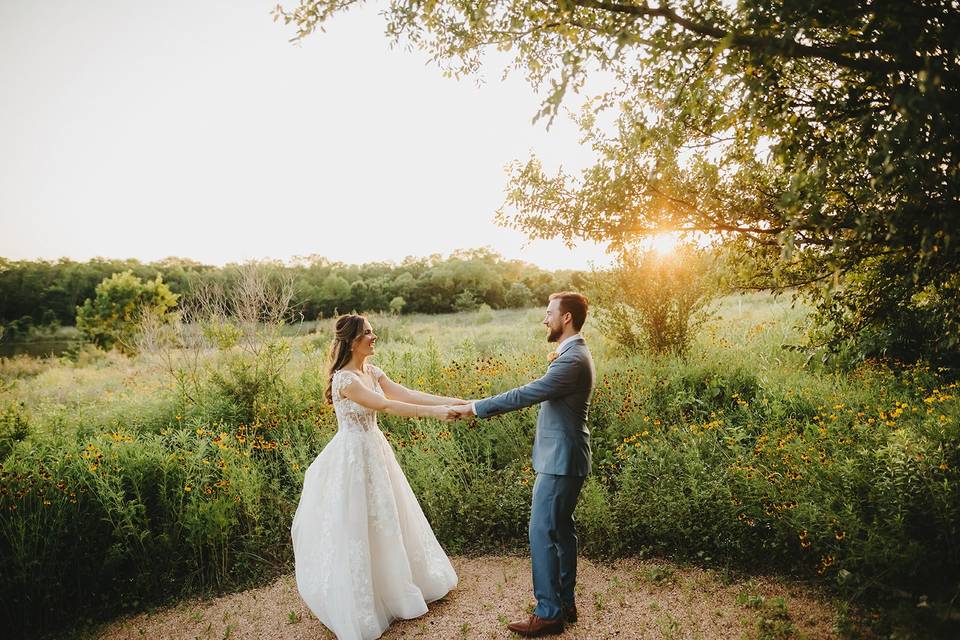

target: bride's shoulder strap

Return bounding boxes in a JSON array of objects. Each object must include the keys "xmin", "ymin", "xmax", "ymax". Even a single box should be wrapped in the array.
[
  {"xmin": 332, "ymin": 368, "xmax": 360, "ymax": 399},
  {"xmin": 367, "ymin": 363, "xmax": 385, "ymax": 381}
]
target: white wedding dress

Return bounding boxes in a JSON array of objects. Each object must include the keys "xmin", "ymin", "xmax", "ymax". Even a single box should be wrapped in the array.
[{"xmin": 291, "ymin": 363, "xmax": 458, "ymax": 640}]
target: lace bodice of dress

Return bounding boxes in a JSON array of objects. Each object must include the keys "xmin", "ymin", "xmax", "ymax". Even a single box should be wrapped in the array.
[{"xmin": 331, "ymin": 364, "xmax": 384, "ymax": 434}]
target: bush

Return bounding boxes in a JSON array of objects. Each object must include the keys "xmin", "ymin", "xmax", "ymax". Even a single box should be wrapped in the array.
[
  {"xmin": 590, "ymin": 244, "xmax": 717, "ymax": 357},
  {"xmin": 452, "ymin": 290, "xmax": 481, "ymax": 313},
  {"xmin": 0, "ymin": 420, "xmax": 310, "ymax": 637},
  {"xmin": 0, "ymin": 402, "xmax": 29, "ymax": 462},
  {"xmin": 75, "ymin": 271, "xmax": 178, "ymax": 354},
  {"xmin": 808, "ymin": 261, "xmax": 960, "ymax": 370}
]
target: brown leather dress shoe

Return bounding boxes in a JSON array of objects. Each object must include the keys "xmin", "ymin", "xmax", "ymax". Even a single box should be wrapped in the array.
[
  {"xmin": 507, "ymin": 613, "xmax": 565, "ymax": 636},
  {"xmin": 563, "ymin": 603, "xmax": 578, "ymax": 623}
]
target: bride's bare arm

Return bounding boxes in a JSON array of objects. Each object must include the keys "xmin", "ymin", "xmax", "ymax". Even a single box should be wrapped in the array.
[
  {"xmin": 378, "ymin": 373, "xmax": 467, "ymax": 406},
  {"xmin": 341, "ymin": 376, "xmax": 452, "ymax": 420}
]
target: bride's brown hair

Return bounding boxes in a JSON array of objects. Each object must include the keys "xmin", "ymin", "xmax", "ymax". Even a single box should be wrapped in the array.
[{"xmin": 325, "ymin": 314, "xmax": 367, "ymax": 404}]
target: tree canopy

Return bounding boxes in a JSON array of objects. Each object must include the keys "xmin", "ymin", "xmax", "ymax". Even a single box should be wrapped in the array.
[
  {"xmin": 278, "ymin": 0, "xmax": 960, "ymax": 364},
  {"xmin": 0, "ymin": 251, "xmax": 579, "ymax": 335}
]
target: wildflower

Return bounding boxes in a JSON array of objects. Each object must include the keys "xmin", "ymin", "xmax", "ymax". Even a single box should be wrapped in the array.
[
  {"xmin": 835, "ymin": 531, "xmax": 845, "ymax": 541},
  {"xmin": 184, "ymin": 485, "xmax": 192, "ymax": 493}
]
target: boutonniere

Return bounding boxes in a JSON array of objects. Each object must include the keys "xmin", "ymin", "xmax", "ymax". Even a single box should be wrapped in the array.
[{"xmin": 547, "ymin": 352, "xmax": 559, "ymax": 363}]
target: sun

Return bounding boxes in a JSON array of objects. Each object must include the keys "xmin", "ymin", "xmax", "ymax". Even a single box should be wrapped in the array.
[{"xmin": 646, "ymin": 231, "xmax": 682, "ymax": 255}]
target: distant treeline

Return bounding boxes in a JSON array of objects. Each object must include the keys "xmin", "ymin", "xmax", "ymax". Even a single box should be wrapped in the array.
[{"xmin": 0, "ymin": 250, "xmax": 585, "ymax": 334}]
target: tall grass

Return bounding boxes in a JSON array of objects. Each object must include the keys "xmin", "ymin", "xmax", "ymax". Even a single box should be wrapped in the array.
[{"xmin": 0, "ymin": 294, "xmax": 957, "ymax": 637}]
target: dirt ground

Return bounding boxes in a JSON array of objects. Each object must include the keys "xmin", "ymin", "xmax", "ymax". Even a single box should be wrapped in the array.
[{"xmin": 92, "ymin": 555, "xmax": 843, "ymax": 639}]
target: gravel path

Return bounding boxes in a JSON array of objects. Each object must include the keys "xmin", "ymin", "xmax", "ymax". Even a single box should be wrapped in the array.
[{"xmin": 93, "ymin": 555, "xmax": 842, "ymax": 639}]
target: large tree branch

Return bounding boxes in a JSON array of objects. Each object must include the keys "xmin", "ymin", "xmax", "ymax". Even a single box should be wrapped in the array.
[{"xmin": 567, "ymin": 0, "xmax": 917, "ymax": 75}]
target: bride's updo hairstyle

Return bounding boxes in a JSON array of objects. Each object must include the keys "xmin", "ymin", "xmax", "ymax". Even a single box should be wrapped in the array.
[{"xmin": 325, "ymin": 314, "xmax": 367, "ymax": 404}]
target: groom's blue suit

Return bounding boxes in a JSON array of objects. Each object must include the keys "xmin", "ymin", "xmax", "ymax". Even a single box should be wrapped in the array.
[{"xmin": 474, "ymin": 335, "xmax": 594, "ymax": 620}]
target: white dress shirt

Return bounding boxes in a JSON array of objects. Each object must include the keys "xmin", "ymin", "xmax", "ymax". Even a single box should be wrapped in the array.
[{"xmin": 554, "ymin": 333, "xmax": 582, "ymax": 354}]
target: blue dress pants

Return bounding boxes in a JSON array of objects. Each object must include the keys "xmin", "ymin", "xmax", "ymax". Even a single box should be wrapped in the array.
[{"xmin": 530, "ymin": 472, "xmax": 586, "ymax": 620}]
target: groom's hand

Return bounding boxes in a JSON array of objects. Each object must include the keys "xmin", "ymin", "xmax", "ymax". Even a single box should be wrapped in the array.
[{"xmin": 447, "ymin": 403, "xmax": 475, "ymax": 420}]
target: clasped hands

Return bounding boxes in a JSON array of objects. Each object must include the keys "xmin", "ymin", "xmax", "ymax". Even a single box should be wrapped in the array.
[{"xmin": 439, "ymin": 400, "xmax": 475, "ymax": 422}]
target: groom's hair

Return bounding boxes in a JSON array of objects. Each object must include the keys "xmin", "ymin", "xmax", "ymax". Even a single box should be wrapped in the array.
[{"xmin": 549, "ymin": 291, "xmax": 588, "ymax": 331}]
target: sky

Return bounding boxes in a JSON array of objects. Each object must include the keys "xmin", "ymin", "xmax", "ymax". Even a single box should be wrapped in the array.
[{"xmin": 0, "ymin": 0, "xmax": 613, "ymax": 271}]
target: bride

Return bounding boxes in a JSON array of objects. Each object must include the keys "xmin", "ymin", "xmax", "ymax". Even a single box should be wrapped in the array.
[{"xmin": 291, "ymin": 313, "xmax": 461, "ymax": 640}]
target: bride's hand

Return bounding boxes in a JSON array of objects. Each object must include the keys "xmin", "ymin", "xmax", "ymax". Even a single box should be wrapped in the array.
[{"xmin": 430, "ymin": 405, "xmax": 454, "ymax": 421}]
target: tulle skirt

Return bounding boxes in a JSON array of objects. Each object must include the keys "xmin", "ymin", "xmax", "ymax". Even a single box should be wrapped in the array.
[{"xmin": 291, "ymin": 428, "xmax": 458, "ymax": 640}]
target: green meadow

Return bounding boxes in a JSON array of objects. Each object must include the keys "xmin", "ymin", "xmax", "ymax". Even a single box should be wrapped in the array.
[{"xmin": 1, "ymin": 293, "xmax": 957, "ymax": 637}]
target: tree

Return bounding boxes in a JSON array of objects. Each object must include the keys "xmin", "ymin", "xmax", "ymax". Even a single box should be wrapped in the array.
[
  {"xmin": 505, "ymin": 282, "xmax": 534, "ymax": 308},
  {"xmin": 277, "ymin": 0, "xmax": 960, "ymax": 364},
  {"xmin": 319, "ymin": 273, "xmax": 351, "ymax": 315},
  {"xmin": 76, "ymin": 271, "xmax": 179, "ymax": 353}
]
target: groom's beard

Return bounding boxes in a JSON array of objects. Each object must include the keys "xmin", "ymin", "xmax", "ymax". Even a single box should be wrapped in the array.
[{"xmin": 546, "ymin": 324, "xmax": 563, "ymax": 342}]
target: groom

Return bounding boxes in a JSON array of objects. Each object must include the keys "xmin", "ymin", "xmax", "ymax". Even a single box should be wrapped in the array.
[{"xmin": 451, "ymin": 291, "xmax": 595, "ymax": 636}]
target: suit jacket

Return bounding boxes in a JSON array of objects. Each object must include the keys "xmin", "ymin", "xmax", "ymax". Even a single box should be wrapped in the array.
[{"xmin": 474, "ymin": 337, "xmax": 595, "ymax": 476}]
